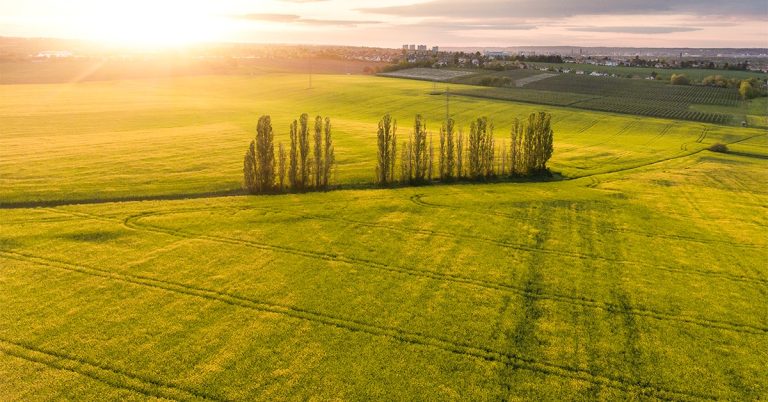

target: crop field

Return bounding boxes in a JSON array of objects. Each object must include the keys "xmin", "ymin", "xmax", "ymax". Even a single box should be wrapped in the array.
[
  {"xmin": 448, "ymin": 69, "xmax": 544, "ymax": 87},
  {"xmin": 1, "ymin": 73, "xmax": 767, "ymax": 400},
  {"xmin": 378, "ymin": 68, "xmax": 475, "ymax": 82},
  {"xmin": 381, "ymin": 68, "xmax": 746, "ymax": 124},
  {"xmin": 525, "ymin": 62, "xmax": 768, "ymax": 81},
  {"xmin": 523, "ymin": 74, "xmax": 740, "ymax": 106},
  {"xmin": 2, "ymin": 74, "xmax": 761, "ymax": 204}
]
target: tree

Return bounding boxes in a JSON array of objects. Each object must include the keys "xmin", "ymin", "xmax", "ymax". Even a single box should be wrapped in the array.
[
  {"xmin": 289, "ymin": 120, "xmax": 299, "ymax": 189},
  {"xmin": 739, "ymin": 80, "xmax": 760, "ymax": 100},
  {"xmin": 242, "ymin": 115, "xmax": 276, "ymax": 193},
  {"xmin": 314, "ymin": 115, "xmax": 323, "ymax": 188},
  {"xmin": 468, "ymin": 117, "xmax": 493, "ymax": 179},
  {"xmin": 456, "ymin": 129, "xmax": 464, "ymax": 179},
  {"xmin": 278, "ymin": 142, "xmax": 287, "ymax": 191},
  {"xmin": 253, "ymin": 115, "xmax": 276, "ymax": 192},
  {"xmin": 400, "ymin": 140, "xmax": 412, "ymax": 183},
  {"xmin": 445, "ymin": 118, "xmax": 455, "ymax": 180},
  {"xmin": 376, "ymin": 114, "xmax": 397, "ymax": 185},
  {"xmin": 500, "ymin": 139, "xmax": 507, "ymax": 176},
  {"xmin": 510, "ymin": 118, "xmax": 524, "ymax": 175},
  {"xmin": 439, "ymin": 125, "xmax": 446, "ymax": 179},
  {"xmin": 243, "ymin": 140, "xmax": 257, "ymax": 193},
  {"xmin": 428, "ymin": 133, "xmax": 434, "ymax": 180},
  {"xmin": 323, "ymin": 117, "xmax": 335, "ymax": 188},
  {"xmin": 511, "ymin": 112, "xmax": 554, "ymax": 175},
  {"xmin": 411, "ymin": 115, "xmax": 428, "ymax": 182},
  {"xmin": 670, "ymin": 74, "xmax": 690, "ymax": 85},
  {"xmin": 298, "ymin": 113, "xmax": 311, "ymax": 190}
]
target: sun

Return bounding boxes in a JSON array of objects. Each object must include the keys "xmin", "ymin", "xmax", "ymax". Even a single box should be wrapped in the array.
[{"xmin": 74, "ymin": 1, "xmax": 228, "ymax": 48}]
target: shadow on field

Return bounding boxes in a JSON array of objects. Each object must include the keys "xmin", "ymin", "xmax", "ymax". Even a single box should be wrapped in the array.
[{"xmin": 0, "ymin": 175, "xmax": 564, "ymax": 209}]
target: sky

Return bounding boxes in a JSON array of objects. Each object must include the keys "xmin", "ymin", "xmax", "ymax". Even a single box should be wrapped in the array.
[{"xmin": 0, "ymin": 0, "xmax": 766, "ymax": 48}]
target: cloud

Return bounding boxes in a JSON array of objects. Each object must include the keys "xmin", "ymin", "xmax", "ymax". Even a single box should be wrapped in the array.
[
  {"xmin": 240, "ymin": 13, "xmax": 300, "ymax": 23},
  {"xmin": 238, "ymin": 14, "xmax": 380, "ymax": 27},
  {"xmin": 359, "ymin": 0, "xmax": 768, "ymax": 19},
  {"xmin": 568, "ymin": 26, "xmax": 703, "ymax": 34},
  {"xmin": 416, "ymin": 21, "xmax": 538, "ymax": 31}
]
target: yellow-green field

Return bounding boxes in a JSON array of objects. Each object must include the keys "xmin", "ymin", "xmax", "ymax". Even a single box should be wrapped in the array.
[{"xmin": 1, "ymin": 73, "xmax": 766, "ymax": 400}]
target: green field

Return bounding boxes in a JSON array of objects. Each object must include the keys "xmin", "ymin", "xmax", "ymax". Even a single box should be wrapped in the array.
[
  {"xmin": 1, "ymin": 73, "xmax": 767, "ymax": 400},
  {"xmin": 452, "ymin": 73, "xmax": 747, "ymax": 124},
  {"xmin": 525, "ymin": 62, "xmax": 768, "ymax": 81}
]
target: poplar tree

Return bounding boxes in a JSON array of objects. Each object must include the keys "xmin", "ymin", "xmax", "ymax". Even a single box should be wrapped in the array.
[
  {"xmin": 500, "ymin": 139, "xmax": 507, "ymax": 176},
  {"xmin": 445, "ymin": 118, "xmax": 455, "ymax": 180},
  {"xmin": 289, "ymin": 120, "xmax": 299, "ymax": 188},
  {"xmin": 456, "ymin": 130, "xmax": 464, "ymax": 179},
  {"xmin": 376, "ymin": 114, "xmax": 397, "ymax": 185},
  {"xmin": 323, "ymin": 117, "xmax": 335, "ymax": 188},
  {"xmin": 254, "ymin": 115, "xmax": 275, "ymax": 192},
  {"xmin": 509, "ymin": 112, "xmax": 554, "ymax": 175},
  {"xmin": 483, "ymin": 120, "xmax": 495, "ymax": 177},
  {"xmin": 510, "ymin": 118, "xmax": 523, "ymax": 175},
  {"xmin": 278, "ymin": 142, "xmax": 287, "ymax": 191},
  {"xmin": 298, "ymin": 113, "xmax": 311, "ymax": 190},
  {"xmin": 243, "ymin": 140, "xmax": 257, "ymax": 193},
  {"xmin": 439, "ymin": 126, "xmax": 446, "ymax": 180},
  {"xmin": 468, "ymin": 118, "xmax": 483, "ymax": 179},
  {"xmin": 314, "ymin": 115, "xmax": 323, "ymax": 189},
  {"xmin": 427, "ymin": 133, "xmax": 434, "ymax": 181},
  {"xmin": 411, "ymin": 115, "xmax": 428, "ymax": 183},
  {"xmin": 400, "ymin": 140, "xmax": 412, "ymax": 183}
]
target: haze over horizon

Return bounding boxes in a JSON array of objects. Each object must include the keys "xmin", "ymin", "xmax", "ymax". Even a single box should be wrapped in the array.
[{"xmin": 1, "ymin": 0, "xmax": 766, "ymax": 49}]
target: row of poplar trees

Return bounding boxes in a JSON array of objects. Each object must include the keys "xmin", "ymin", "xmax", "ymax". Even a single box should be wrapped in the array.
[
  {"xmin": 377, "ymin": 112, "xmax": 553, "ymax": 185},
  {"xmin": 244, "ymin": 114, "xmax": 335, "ymax": 193}
]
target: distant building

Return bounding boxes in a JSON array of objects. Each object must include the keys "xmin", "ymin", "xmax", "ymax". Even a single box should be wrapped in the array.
[
  {"xmin": 36, "ymin": 50, "xmax": 73, "ymax": 58},
  {"xmin": 484, "ymin": 51, "xmax": 508, "ymax": 59},
  {"xmin": 403, "ymin": 45, "xmax": 409, "ymax": 50},
  {"xmin": 409, "ymin": 44, "xmax": 416, "ymax": 51},
  {"xmin": 417, "ymin": 45, "xmax": 427, "ymax": 51},
  {"xmin": 432, "ymin": 46, "xmax": 439, "ymax": 53}
]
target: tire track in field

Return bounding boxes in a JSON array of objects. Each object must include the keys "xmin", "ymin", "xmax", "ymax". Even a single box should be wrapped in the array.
[
  {"xmin": 0, "ymin": 251, "xmax": 714, "ymax": 402},
  {"xmin": 409, "ymin": 194, "xmax": 767, "ymax": 286},
  {"xmin": 37, "ymin": 207, "xmax": 768, "ymax": 335},
  {"xmin": 497, "ymin": 205, "xmax": 548, "ymax": 395},
  {"xmin": 0, "ymin": 338, "xmax": 226, "ymax": 402},
  {"xmin": 409, "ymin": 192, "xmax": 762, "ymax": 249}
]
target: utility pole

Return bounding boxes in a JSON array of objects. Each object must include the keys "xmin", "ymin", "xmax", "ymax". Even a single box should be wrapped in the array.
[
  {"xmin": 309, "ymin": 58, "xmax": 313, "ymax": 89},
  {"xmin": 445, "ymin": 86, "xmax": 450, "ymax": 124}
]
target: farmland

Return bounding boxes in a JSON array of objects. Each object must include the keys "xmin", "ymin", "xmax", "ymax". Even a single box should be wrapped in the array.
[
  {"xmin": 382, "ymin": 67, "xmax": 763, "ymax": 125},
  {"xmin": 525, "ymin": 62, "xmax": 768, "ymax": 81},
  {"xmin": 1, "ymin": 72, "xmax": 767, "ymax": 400}
]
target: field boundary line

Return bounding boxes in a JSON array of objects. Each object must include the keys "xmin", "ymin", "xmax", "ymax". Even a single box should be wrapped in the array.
[
  {"xmin": 409, "ymin": 194, "xmax": 768, "ymax": 287},
  {"xmin": 0, "ymin": 338, "xmax": 226, "ymax": 402},
  {"xmin": 0, "ymin": 251, "xmax": 715, "ymax": 401}
]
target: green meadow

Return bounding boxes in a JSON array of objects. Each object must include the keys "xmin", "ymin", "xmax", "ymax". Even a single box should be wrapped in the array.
[{"xmin": 1, "ymin": 73, "xmax": 766, "ymax": 400}]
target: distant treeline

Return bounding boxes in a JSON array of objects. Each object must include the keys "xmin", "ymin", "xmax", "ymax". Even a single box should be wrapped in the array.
[
  {"xmin": 376, "ymin": 112, "xmax": 554, "ymax": 185},
  {"xmin": 243, "ymin": 114, "xmax": 335, "ymax": 194},
  {"xmin": 244, "ymin": 112, "xmax": 555, "ymax": 194}
]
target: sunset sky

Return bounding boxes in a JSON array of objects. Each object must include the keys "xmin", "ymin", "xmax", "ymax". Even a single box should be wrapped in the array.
[{"xmin": 1, "ymin": 0, "xmax": 766, "ymax": 48}]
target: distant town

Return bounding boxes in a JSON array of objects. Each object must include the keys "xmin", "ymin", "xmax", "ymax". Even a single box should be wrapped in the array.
[{"xmin": 2, "ymin": 37, "xmax": 767, "ymax": 77}]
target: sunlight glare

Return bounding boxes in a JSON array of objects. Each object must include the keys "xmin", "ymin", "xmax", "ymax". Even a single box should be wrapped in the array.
[{"xmin": 74, "ymin": 0, "xmax": 228, "ymax": 48}]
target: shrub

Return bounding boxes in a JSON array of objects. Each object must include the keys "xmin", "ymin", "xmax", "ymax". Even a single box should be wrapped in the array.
[
  {"xmin": 708, "ymin": 143, "xmax": 729, "ymax": 153},
  {"xmin": 670, "ymin": 74, "xmax": 690, "ymax": 86}
]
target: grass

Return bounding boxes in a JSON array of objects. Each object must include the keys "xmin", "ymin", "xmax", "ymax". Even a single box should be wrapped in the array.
[
  {"xmin": 1, "ymin": 74, "xmax": 763, "ymax": 204},
  {"xmin": 387, "ymin": 67, "xmax": 747, "ymax": 124},
  {"xmin": 525, "ymin": 62, "xmax": 768, "ymax": 81},
  {"xmin": 0, "ymin": 73, "xmax": 766, "ymax": 400}
]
